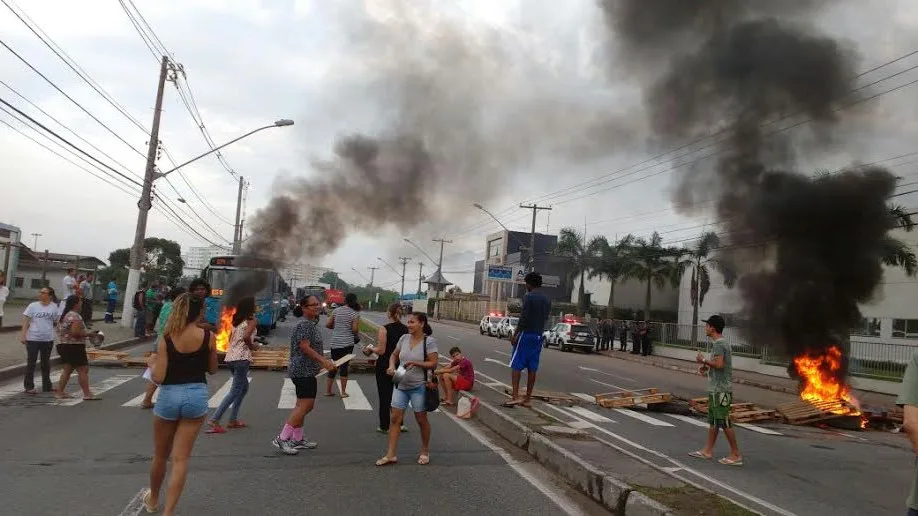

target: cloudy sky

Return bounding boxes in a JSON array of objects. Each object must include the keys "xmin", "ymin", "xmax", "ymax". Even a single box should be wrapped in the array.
[{"xmin": 3, "ymin": 0, "xmax": 918, "ymax": 292}]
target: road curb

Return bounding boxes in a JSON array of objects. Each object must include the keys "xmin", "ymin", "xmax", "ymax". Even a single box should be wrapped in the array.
[
  {"xmin": 0, "ymin": 336, "xmax": 149, "ymax": 383},
  {"xmin": 472, "ymin": 395, "xmax": 675, "ymax": 515},
  {"xmin": 1, "ymin": 316, "xmax": 122, "ymax": 333}
]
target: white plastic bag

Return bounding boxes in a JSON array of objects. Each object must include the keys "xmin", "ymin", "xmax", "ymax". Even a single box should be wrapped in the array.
[{"xmin": 457, "ymin": 396, "xmax": 479, "ymax": 419}]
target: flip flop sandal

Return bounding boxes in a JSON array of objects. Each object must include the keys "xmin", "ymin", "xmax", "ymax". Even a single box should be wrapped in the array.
[
  {"xmin": 418, "ymin": 454, "xmax": 430, "ymax": 465},
  {"xmin": 375, "ymin": 456, "xmax": 398, "ymax": 466},
  {"xmin": 206, "ymin": 423, "xmax": 227, "ymax": 434},
  {"xmin": 227, "ymin": 421, "xmax": 248, "ymax": 429},
  {"xmin": 340, "ymin": 393, "xmax": 350, "ymax": 398},
  {"xmin": 501, "ymin": 399, "xmax": 522, "ymax": 408},
  {"xmin": 82, "ymin": 395, "xmax": 102, "ymax": 401},
  {"xmin": 718, "ymin": 457, "xmax": 744, "ymax": 466},
  {"xmin": 689, "ymin": 451, "xmax": 712, "ymax": 460},
  {"xmin": 141, "ymin": 488, "xmax": 158, "ymax": 513}
]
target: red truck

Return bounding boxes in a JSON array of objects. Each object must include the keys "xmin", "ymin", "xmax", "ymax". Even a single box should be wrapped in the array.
[{"xmin": 324, "ymin": 289, "xmax": 345, "ymax": 308}]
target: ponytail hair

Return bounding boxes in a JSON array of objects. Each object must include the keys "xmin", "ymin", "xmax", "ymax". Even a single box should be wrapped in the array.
[
  {"xmin": 411, "ymin": 311, "xmax": 433, "ymax": 336},
  {"xmin": 387, "ymin": 302, "xmax": 403, "ymax": 320},
  {"xmin": 163, "ymin": 293, "xmax": 204, "ymax": 337},
  {"xmin": 60, "ymin": 295, "xmax": 81, "ymax": 323}
]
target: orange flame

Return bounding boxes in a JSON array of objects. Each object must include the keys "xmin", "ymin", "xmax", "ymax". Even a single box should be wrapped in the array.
[
  {"xmin": 215, "ymin": 307, "xmax": 236, "ymax": 353},
  {"xmin": 793, "ymin": 345, "xmax": 867, "ymax": 428}
]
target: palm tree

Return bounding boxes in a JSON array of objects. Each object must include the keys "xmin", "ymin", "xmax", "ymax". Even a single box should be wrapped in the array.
[
  {"xmin": 630, "ymin": 232, "xmax": 692, "ymax": 321},
  {"xmin": 588, "ymin": 234, "xmax": 636, "ymax": 319},
  {"xmin": 686, "ymin": 231, "xmax": 735, "ymax": 346},
  {"xmin": 555, "ymin": 227, "xmax": 605, "ymax": 314},
  {"xmin": 884, "ymin": 204, "xmax": 917, "ymax": 276}
]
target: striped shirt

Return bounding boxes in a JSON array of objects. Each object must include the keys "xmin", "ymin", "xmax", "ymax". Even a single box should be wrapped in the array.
[{"xmin": 329, "ymin": 306, "xmax": 359, "ymax": 349}]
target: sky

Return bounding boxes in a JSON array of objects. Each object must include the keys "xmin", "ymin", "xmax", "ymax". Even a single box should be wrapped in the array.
[{"xmin": 2, "ymin": 0, "xmax": 918, "ymax": 293}]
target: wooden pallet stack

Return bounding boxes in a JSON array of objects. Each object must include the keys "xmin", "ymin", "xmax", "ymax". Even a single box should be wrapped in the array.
[
  {"xmin": 86, "ymin": 349, "xmax": 131, "ymax": 362},
  {"xmin": 504, "ymin": 388, "xmax": 579, "ymax": 406},
  {"xmin": 775, "ymin": 399, "xmax": 858, "ymax": 425},
  {"xmin": 250, "ymin": 349, "xmax": 289, "ymax": 370},
  {"xmin": 595, "ymin": 388, "xmax": 673, "ymax": 409},
  {"xmin": 690, "ymin": 398, "xmax": 776, "ymax": 423}
]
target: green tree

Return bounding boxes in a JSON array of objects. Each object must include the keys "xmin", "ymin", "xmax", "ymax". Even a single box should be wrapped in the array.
[
  {"xmin": 555, "ymin": 227, "xmax": 605, "ymax": 314},
  {"xmin": 630, "ymin": 232, "xmax": 692, "ymax": 321},
  {"xmin": 588, "ymin": 234, "xmax": 636, "ymax": 319},
  {"xmin": 319, "ymin": 271, "xmax": 349, "ymax": 290},
  {"xmin": 883, "ymin": 204, "xmax": 917, "ymax": 276},
  {"xmin": 686, "ymin": 231, "xmax": 734, "ymax": 346},
  {"xmin": 96, "ymin": 238, "xmax": 184, "ymax": 288}
]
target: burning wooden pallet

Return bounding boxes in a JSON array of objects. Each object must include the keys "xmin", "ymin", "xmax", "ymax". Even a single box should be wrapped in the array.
[
  {"xmin": 504, "ymin": 388, "xmax": 579, "ymax": 405},
  {"xmin": 689, "ymin": 397, "xmax": 776, "ymax": 423},
  {"xmin": 776, "ymin": 399, "xmax": 858, "ymax": 425},
  {"xmin": 595, "ymin": 388, "xmax": 672, "ymax": 409}
]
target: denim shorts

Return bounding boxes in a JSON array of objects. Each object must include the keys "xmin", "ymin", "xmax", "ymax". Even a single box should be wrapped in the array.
[
  {"xmin": 153, "ymin": 383, "xmax": 209, "ymax": 421},
  {"xmin": 391, "ymin": 385, "xmax": 427, "ymax": 413}
]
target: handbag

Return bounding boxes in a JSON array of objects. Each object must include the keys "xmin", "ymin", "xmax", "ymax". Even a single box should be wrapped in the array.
[{"xmin": 422, "ymin": 336, "xmax": 440, "ymax": 412}]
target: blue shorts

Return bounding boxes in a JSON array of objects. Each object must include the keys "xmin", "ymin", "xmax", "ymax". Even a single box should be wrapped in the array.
[
  {"xmin": 153, "ymin": 383, "xmax": 209, "ymax": 421},
  {"xmin": 391, "ymin": 385, "xmax": 427, "ymax": 413},
  {"xmin": 510, "ymin": 332, "xmax": 543, "ymax": 372}
]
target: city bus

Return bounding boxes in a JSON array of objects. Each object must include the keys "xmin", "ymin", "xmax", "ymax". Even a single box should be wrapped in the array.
[
  {"xmin": 202, "ymin": 255, "xmax": 281, "ymax": 335},
  {"xmin": 298, "ymin": 283, "xmax": 330, "ymax": 314}
]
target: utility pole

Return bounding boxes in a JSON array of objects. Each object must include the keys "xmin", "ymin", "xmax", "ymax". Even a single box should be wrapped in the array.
[
  {"xmin": 398, "ymin": 257, "xmax": 411, "ymax": 298},
  {"xmin": 367, "ymin": 266, "xmax": 378, "ymax": 288},
  {"xmin": 519, "ymin": 204, "xmax": 552, "ymax": 272},
  {"xmin": 232, "ymin": 175, "xmax": 244, "ymax": 254},
  {"xmin": 123, "ymin": 55, "xmax": 169, "ymax": 328},
  {"xmin": 30, "ymin": 233, "xmax": 41, "ymax": 250},
  {"xmin": 432, "ymin": 238, "xmax": 452, "ymax": 319},
  {"xmin": 40, "ymin": 249, "xmax": 49, "ymax": 287},
  {"xmin": 417, "ymin": 262, "xmax": 424, "ymax": 296}
]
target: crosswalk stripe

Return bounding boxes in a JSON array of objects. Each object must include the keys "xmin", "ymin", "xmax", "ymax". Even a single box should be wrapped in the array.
[
  {"xmin": 666, "ymin": 413, "xmax": 710, "ymax": 428},
  {"xmin": 208, "ymin": 377, "xmax": 253, "ymax": 408},
  {"xmin": 0, "ymin": 371, "xmax": 63, "ymax": 400},
  {"xmin": 571, "ymin": 393, "xmax": 596, "ymax": 403},
  {"xmin": 278, "ymin": 379, "xmax": 297, "ymax": 409},
  {"xmin": 342, "ymin": 381, "xmax": 372, "ymax": 411},
  {"xmin": 122, "ymin": 385, "xmax": 159, "ymax": 407},
  {"xmin": 54, "ymin": 375, "xmax": 135, "ymax": 406},
  {"xmin": 737, "ymin": 423, "xmax": 783, "ymax": 436},
  {"xmin": 613, "ymin": 408, "xmax": 675, "ymax": 427},
  {"xmin": 568, "ymin": 406, "xmax": 615, "ymax": 423}
]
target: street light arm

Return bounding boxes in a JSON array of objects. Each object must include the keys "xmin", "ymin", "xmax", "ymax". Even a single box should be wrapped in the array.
[
  {"xmin": 473, "ymin": 203, "xmax": 511, "ymax": 232},
  {"xmin": 154, "ymin": 120, "xmax": 293, "ymax": 179}
]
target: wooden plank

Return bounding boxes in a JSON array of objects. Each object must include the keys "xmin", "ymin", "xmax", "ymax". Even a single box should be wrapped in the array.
[{"xmin": 597, "ymin": 393, "xmax": 672, "ymax": 409}]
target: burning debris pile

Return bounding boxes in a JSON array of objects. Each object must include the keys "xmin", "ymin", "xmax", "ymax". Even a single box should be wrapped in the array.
[{"xmin": 602, "ymin": 0, "xmax": 902, "ymax": 417}]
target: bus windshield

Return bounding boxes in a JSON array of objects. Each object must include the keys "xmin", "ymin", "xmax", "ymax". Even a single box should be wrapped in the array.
[{"xmin": 207, "ymin": 268, "xmax": 274, "ymax": 298}]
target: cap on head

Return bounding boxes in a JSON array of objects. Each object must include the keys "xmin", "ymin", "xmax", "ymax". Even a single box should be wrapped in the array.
[{"xmin": 702, "ymin": 315, "xmax": 726, "ymax": 334}]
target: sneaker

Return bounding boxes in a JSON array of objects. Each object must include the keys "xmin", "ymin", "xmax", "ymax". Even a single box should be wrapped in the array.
[
  {"xmin": 400, "ymin": 424, "xmax": 408, "ymax": 433},
  {"xmin": 292, "ymin": 438, "xmax": 318, "ymax": 450},
  {"xmin": 272, "ymin": 437, "xmax": 299, "ymax": 455}
]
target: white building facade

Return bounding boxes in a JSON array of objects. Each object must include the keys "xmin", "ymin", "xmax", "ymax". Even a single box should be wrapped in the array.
[
  {"xmin": 279, "ymin": 263, "xmax": 332, "ymax": 287},
  {"xmin": 181, "ymin": 245, "xmax": 229, "ymax": 277}
]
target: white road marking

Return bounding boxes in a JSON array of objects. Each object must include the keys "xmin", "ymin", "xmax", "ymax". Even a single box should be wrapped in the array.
[
  {"xmin": 484, "ymin": 381, "xmax": 506, "ymax": 388},
  {"xmin": 443, "ymin": 399, "xmax": 585, "ymax": 516},
  {"xmin": 568, "ymin": 406, "xmax": 616, "ymax": 423},
  {"xmin": 492, "ymin": 349, "xmax": 510, "ymax": 357},
  {"xmin": 484, "ymin": 357, "xmax": 510, "ymax": 368},
  {"xmin": 568, "ymin": 420, "xmax": 594, "ymax": 430},
  {"xmin": 613, "ymin": 408, "xmax": 675, "ymax": 427},
  {"xmin": 737, "ymin": 423, "xmax": 783, "ymax": 436},
  {"xmin": 118, "ymin": 488, "xmax": 147, "ymax": 516},
  {"xmin": 548, "ymin": 405, "xmax": 796, "ymax": 516},
  {"xmin": 571, "ymin": 393, "xmax": 596, "ymax": 403},
  {"xmin": 278, "ymin": 378, "xmax": 297, "ymax": 409},
  {"xmin": 589, "ymin": 378, "xmax": 628, "ymax": 391},
  {"xmin": 666, "ymin": 414, "xmax": 711, "ymax": 428},
  {"xmin": 122, "ymin": 386, "xmax": 160, "ymax": 407},
  {"xmin": 208, "ymin": 377, "xmax": 253, "ymax": 408},
  {"xmin": 0, "ymin": 371, "xmax": 62, "ymax": 399},
  {"xmin": 54, "ymin": 375, "xmax": 135, "ymax": 406},
  {"xmin": 342, "ymin": 381, "xmax": 372, "ymax": 411},
  {"xmin": 577, "ymin": 365, "xmax": 636, "ymax": 383},
  {"xmin": 448, "ymin": 335, "xmax": 461, "ymax": 341}
]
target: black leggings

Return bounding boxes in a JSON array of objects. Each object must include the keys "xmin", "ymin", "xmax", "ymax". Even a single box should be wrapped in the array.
[
  {"xmin": 328, "ymin": 346, "xmax": 354, "ymax": 378},
  {"xmin": 375, "ymin": 368, "xmax": 394, "ymax": 430}
]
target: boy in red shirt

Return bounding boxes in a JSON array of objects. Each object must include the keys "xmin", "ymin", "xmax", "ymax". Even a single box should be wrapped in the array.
[{"xmin": 436, "ymin": 346, "xmax": 474, "ymax": 406}]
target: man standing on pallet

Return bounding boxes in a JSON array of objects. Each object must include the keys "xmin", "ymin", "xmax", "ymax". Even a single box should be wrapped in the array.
[
  {"xmin": 503, "ymin": 272, "xmax": 551, "ymax": 408},
  {"xmin": 690, "ymin": 314, "xmax": 743, "ymax": 466}
]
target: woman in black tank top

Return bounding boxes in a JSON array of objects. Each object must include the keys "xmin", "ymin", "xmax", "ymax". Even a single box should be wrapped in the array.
[
  {"xmin": 143, "ymin": 293, "xmax": 217, "ymax": 514},
  {"xmin": 370, "ymin": 303, "xmax": 408, "ymax": 432}
]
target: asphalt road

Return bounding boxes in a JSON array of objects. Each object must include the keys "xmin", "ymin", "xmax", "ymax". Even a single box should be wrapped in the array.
[
  {"xmin": 362, "ymin": 312, "xmax": 915, "ymax": 516},
  {"xmin": 0, "ymin": 318, "xmax": 606, "ymax": 516}
]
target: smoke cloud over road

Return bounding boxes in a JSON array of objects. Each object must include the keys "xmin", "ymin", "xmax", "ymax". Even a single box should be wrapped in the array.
[{"xmin": 601, "ymin": 0, "xmax": 901, "ymax": 378}]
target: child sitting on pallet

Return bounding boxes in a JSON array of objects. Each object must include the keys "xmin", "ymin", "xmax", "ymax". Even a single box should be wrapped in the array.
[{"xmin": 435, "ymin": 346, "xmax": 475, "ymax": 406}]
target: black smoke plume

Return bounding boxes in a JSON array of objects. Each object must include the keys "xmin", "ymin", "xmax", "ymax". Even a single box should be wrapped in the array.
[
  {"xmin": 603, "ymin": 0, "xmax": 900, "ymax": 384},
  {"xmin": 224, "ymin": 1, "xmax": 642, "ymax": 305}
]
